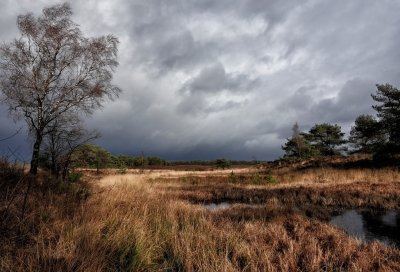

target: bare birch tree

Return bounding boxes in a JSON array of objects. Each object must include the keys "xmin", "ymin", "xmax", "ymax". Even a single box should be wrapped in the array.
[{"xmin": 0, "ymin": 3, "xmax": 121, "ymax": 174}]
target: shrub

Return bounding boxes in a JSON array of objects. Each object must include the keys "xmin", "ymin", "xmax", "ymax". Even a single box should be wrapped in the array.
[
  {"xmin": 119, "ymin": 163, "xmax": 128, "ymax": 174},
  {"xmin": 265, "ymin": 174, "xmax": 278, "ymax": 185},
  {"xmin": 251, "ymin": 172, "xmax": 262, "ymax": 184},
  {"xmin": 228, "ymin": 171, "xmax": 239, "ymax": 183},
  {"xmin": 68, "ymin": 170, "xmax": 83, "ymax": 183},
  {"xmin": 215, "ymin": 158, "xmax": 231, "ymax": 169},
  {"xmin": 0, "ymin": 157, "xmax": 25, "ymax": 185}
]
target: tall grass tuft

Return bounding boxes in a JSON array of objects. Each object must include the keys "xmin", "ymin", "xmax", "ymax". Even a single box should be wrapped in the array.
[{"xmin": 2, "ymin": 160, "xmax": 400, "ymax": 271}]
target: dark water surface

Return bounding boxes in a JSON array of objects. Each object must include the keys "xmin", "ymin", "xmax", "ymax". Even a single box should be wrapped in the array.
[
  {"xmin": 330, "ymin": 209, "xmax": 400, "ymax": 247},
  {"xmin": 203, "ymin": 202, "xmax": 400, "ymax": 247}
]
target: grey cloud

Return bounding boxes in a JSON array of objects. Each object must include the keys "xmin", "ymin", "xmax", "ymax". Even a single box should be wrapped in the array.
[
  {"xmin": 163, "ymin": 136, "xmax": 282, "ymax": 161},
  {"xmin": 270, "ymin": 78, "xmax": 378, "ymax": 140},
  {"xmin": 150, "ymin": 31, "xmax": 217, "ymax": 73},
  {"xmin": 121, "ymin": 0, "xmax": 302, "ymax": 75},
  {"xmin": 284, "ymin": 85, "xmax": 317, "ymax": 111},
  {"xmin": 176, "ymin": 93, "xmax": 247, "ymax": 116},
  {"xmin": 176, "ymin": 93, "xmax": 205, "ymax": 115},
  {"xmin": 180, "ymin": 63, "xmax": 252, "ymax": 94},
  {"xmin": 176, "ymin": 62, "xmax": 255, "ymax": 115},
  {"xmin": 295, "ymin": 1, "xmax": 400, "ymax": 79},
  {"xmin": 1, "ymin": 0, "xmax": 400, "ymax": 162},
  {"xmin": 311, "ymin": 78, "xmax": 377, "ymax": 124},
  {"xmin": 190, "ymin": 0, "xmax": 298, "ymax": 31},
  {"xmin": 135, "ymin": 29, "xmax": 218, "ymax": 76}
]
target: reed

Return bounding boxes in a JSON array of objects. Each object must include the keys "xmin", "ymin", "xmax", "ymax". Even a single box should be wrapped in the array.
[{"xmin": 1, "ymin": 160, "xmax": 400, "ymax": 271}]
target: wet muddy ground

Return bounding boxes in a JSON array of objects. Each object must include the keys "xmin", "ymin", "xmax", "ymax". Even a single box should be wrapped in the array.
[
  {"xmin": 202, "ymin": 202, "xmax": 400, "ymax": 247},
  {"xmin": 162, "ymin": 177, "xmax": 400, "ymax": 248},
  {"xmin": 174, "ymin": 180, "xmax": 400, "ymax": 210}
]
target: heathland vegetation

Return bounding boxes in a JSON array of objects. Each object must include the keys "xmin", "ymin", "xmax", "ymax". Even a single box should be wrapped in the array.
[
  {"xmin": 1, "ymin": 2, "xmax": 400, "ymax": 272},
  {"xmin": 2, "ymin": 153, "xmax": 400, "ymax": 271}
]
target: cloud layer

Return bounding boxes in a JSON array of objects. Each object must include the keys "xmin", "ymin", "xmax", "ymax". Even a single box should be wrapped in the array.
[{"xmin": 1, "ymin": 0, "xmax": 400, "ymax": 161}]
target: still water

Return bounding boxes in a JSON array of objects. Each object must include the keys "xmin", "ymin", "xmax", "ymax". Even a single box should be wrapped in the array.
[
  {"xmin": 330, "ymin": 209, "xmax": 400, "ymax": 247},
  {"xmin": 202, "ymin": 202, "xmax": 251, "ymax": 210},
  {"xmin": 203, "ymin": 202, "xmax": 232, "ymax": 210},
  {"xmin": 203, "ymin": 203, "xmax": 400, "ymax": 247}
]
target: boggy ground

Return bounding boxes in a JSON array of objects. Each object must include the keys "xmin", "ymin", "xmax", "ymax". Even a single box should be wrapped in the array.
[
  {"xmin": 1, "ymin": 158, "xmax": 400, "ymax": 271},
  {"xmin": 175, "ymin": 181, "xmax": 400, "ymax": 211}
]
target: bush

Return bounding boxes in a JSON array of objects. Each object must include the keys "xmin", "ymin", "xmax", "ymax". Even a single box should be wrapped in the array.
[
  {"xmin": 265, "ymin": 174, "xmax": 278, "ymax": 185},
  {"xmin": 251, "ymin": 172, "xmax": 262, "ymax": 184},
  {"xmin": 228, "ymin": 171, "xmax": 238, "ymax": 183},
  {"xmin": 119, "ymin": 163, "xmax": 127, "ymax": 174},
  {"xmin": 67, "ymin": 170, "xmax": 83, "ymax": 183},
  {"xmin": 215, "ymin": 158, "xmax": 231, "ymax": 169},
  {"xmin": 0, "ymin": 157, "xmax": 25, "ymax": 185}
]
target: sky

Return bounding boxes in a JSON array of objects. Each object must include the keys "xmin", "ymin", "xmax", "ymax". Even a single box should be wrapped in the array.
[{"xmin": 0, "ymin": 0, "xmax": 400, "ymax": 162}]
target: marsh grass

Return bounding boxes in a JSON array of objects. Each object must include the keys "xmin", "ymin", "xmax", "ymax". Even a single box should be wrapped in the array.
[
  {"xmin": 271, "ymin": 166, "xmax": 400, "ymax": 185},
  {"xmin": 2, "ymin": 159, "xmax": 400, "ymax": 271}
]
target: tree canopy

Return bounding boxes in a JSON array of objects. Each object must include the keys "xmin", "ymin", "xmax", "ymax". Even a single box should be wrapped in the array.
[
  {"xmin": 0, "ymin": 3, "xmax": 121, "ymax": 174},
  {"xmin": 283, "ymin": 123, "xmax": 346, "ymax": 158},
  {"xmin": 304, "ymin": 124, "xmax": 347, "ymax": 156},
  {"xmin": 281, "ymin": 122, "xmax": 319, "ymax": 159},
  {"xmin": 371, "ymin": 84, "xmax": 400, "ymax": 143},
  {"xmin": 348, "ymin": 114, "xmax": 386, "ymax": 154}
]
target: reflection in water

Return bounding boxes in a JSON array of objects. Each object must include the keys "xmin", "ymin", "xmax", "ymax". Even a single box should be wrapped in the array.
[
  {"xmin": 330, "ymin": 210, "xmax": 400, "ymax": 247},
  {"xmin": 202, "ymin": 202, "xmax": 251, "ymax": 210},
  {"xmin": 203, "ymin": 202, "xmax": 400, "ymax": 247},
  {"xmin": 203, "ymin": 202, "xmax": 232, "ymax": 210}
]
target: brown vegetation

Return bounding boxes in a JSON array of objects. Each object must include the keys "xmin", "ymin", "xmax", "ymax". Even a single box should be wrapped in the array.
[
  {"xmin": 173, "ymin": 170, "xmax": 400, "ymax": 210},
  {"xmin": 1, "ymin": 156, "xmax": 400, "ymax": 271},
  {"xmin": 128, "ymin": 164, "xmax": 254, "ymax": 171}
]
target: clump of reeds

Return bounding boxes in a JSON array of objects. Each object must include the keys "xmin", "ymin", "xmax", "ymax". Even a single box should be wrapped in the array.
[
  {"xmin": 2, "ymin": 162, "xmax": 400, "ymax": 271},
  {"xmin": 175, "ymin": 179, "xmax": 400, "ymax": 210},
  {"xmin": 271, "ymin": 166, "xmax": 400, "ymax": 185},
  {"xmin": 0, "ymin": 158, "xmax": 93, "ymax": 271}
]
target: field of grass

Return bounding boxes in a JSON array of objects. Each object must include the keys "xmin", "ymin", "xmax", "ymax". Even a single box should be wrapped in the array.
[{"xmin": 1, "ymin": 157, "xmax": 400, "ymax": 271}]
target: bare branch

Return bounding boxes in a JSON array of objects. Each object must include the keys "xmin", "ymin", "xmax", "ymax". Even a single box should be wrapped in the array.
[
  {"xmin": 0, "ymin": 127, "xmax": 23, "ymax": 142},
  {"xmin": 0, "ymin": 2, "xmax": 122, "ymax": 174}
]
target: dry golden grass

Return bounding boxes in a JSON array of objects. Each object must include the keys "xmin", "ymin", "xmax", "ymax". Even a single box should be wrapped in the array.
[
  {"xmin": 2, "ymin": 160, "xmax": 400, "ymax": 271},
  {"xmin": 272, "ymin": 166, "xmax": 400, "ymax": 186}
]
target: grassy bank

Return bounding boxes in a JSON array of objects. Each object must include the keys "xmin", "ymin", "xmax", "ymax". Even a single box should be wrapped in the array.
[{"xmin": 1, "ymin": 159, "xmax": 400, "ymax": 271}]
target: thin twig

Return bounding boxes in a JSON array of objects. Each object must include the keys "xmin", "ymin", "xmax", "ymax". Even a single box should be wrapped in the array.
[{"xmin": 0, "ymin": 127, "xmax": 23, "ymax": 142}]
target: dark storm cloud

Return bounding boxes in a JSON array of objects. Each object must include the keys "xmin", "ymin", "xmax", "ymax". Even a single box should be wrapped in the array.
[
  {"xmin": 176, "ymin": 62, "xmax": 255, "ymax": 115},
  {"xmin": 282, "ymin": 79, "xmax": 376, "ymax": 124},
  {"xmin": 180, "ymin": 63, "xmax": 253, "ymax": 94},
  {"xmin": 1, "ymin": 0, "xmax": 400, "ymax": 161},
  {"xmin": 284, "ymin": 85, "xmax": 317, "ymax": 112},
  {"xmin": 275, "ymin": 78, "xmax": 382, "ymax": 141},
  {"xmin": 136, "ymin": 28, "xmax": 216, "ymax": 74},
  {"xmin": 311, "ymin": 78, "xmax": 377, "ymax": 124},
  {"xmin": 176, "ymin": 93, "xmax": 247, "ymax": 116},
  {"xmin": 0, "ymin": 107, "xmax": 30, "ymax": 161}
]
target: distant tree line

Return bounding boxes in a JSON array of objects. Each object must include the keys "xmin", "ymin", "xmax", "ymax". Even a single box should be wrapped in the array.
[
  {"xmin": 281, "ymin": 84, "xmax": 400, "ymax": 161},
  {"xmin": 42, "ymin": 144, "xmax": 264, "ymax": 172},
  {"xmin": 168, "ymin": 159, "xmax": 262, "ymax": 166}
]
